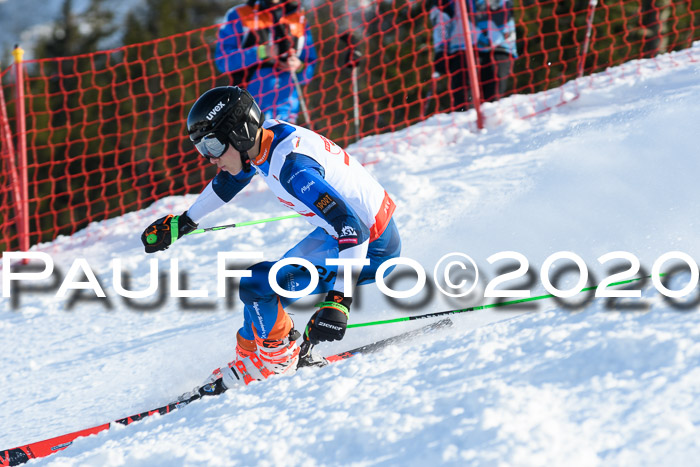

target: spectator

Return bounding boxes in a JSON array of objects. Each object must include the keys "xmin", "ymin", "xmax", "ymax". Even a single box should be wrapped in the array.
[
  {"xmin": 215, "ymin": 0, "xmax": 317, "ymax": 123},
  {"xmin": 428, "ymin": 0, "xmax": 517, "ymax": 108}
]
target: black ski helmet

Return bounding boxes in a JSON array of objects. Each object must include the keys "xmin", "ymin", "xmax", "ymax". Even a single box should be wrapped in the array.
[{"xmin": 187, "ymin": 86, "xmax": 262, "ymax": 170}]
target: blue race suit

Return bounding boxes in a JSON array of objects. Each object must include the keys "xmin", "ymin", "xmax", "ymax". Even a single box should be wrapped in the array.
[{"xmin": 187, "ymin": 120, "xmax": 400, "ymax": 344}]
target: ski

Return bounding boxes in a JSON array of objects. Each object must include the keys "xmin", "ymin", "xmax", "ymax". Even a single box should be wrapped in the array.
[{"xmin": 0, "ymin": 318, "xmax": 452, "ymax": 467}]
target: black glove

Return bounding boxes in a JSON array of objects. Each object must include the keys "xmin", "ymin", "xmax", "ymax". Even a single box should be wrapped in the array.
[
  {"xmin": 304, "ymin": 291, "xmax": 352, "ymax": 344},
  {"xmin": 141, "ymin": 211, "xmax": 198, "ymax": 253}
]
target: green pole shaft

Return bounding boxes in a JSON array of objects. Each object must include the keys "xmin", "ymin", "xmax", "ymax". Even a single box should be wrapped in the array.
[
  {"xmin": 347, "ymin": 274, "xmax": 661, "ymax": 329},
  {"xmin": 185, "ymin": 213, "xmax": 302, "ymax": 236}
]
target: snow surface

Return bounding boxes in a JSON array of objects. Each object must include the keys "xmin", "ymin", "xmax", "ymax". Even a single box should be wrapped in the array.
[{"xmin": 1, "ymin": 44, "xmax": 700, "ymax": 465}]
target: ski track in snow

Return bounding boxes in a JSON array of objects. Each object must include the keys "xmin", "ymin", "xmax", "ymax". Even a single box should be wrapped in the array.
[{"xmin": 1, "ymin": 44, "xmax": 700, "ymax": 465}]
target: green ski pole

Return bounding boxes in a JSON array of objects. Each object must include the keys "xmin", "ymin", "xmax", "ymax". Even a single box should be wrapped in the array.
[
  {"xmin": 348, "ymin": 274, "xmax": 662, "ymax": 329},
  {"xmin": 185, "ymin": 213, "xmax": 303, "ymax": 236}
]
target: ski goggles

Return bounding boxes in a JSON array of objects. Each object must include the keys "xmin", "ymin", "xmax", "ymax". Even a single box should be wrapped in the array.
[{"xmin": 194, "ymin": 133, "xmax": 228, "ymax": 160}]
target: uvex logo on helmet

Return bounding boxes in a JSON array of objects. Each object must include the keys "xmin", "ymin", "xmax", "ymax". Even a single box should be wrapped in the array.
[{"xmin": 206, "ymin": 102, "xmax": 226, "ymax": 121}]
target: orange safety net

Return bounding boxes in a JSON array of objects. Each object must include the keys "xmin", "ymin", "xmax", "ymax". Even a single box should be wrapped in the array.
[{"xmin": 1, "ymin": 0, "xmax": 698, "ymax": 252}]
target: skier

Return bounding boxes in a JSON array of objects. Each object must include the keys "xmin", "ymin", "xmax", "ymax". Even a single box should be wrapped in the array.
[{"xmin": 141, "ymin": 86, "xmax": 400, "ymax": 393}]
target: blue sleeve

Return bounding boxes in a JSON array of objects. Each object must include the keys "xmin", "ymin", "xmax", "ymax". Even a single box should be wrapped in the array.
[
  {"xmin": 214, "ymin": 8, "xmax": 261, "ymax": 74},
  {"xmin": 212, "ymin": 169, "xmax": 255, "ymax": 202},
  {"xmin": 279, "ymin": 154, "xmax": 369, "ymax": 250},
  {"xmin": 297, "ymin": 28, "xmax": 317, "ymax": 85}
]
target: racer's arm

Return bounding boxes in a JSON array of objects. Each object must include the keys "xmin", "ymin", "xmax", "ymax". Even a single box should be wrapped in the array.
[
  {"xmin": 187, "ymin": 169, "xmax": 255, "ymax": 223},
  {"xmin": 141, "ymin": 167, "xmax": 254, "ymax": 253},
  {"xmin": 279, "ymin": 153, "xmax": 369, "ymax": 296}
]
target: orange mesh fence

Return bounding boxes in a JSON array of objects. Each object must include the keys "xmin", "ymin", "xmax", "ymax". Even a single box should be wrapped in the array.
[{"xmin": 1, "ymin": 0, "xmax": 699, "ymax": 252}]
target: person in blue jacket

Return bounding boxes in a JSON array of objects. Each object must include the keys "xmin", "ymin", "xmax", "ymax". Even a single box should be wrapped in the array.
[
  {"xmin": 428, "ymin": 0, "xmax": 517, "ymax": 108},
  {"xmin": 215, "ymin": 0, "xmax": 317, "ymax": 123}
]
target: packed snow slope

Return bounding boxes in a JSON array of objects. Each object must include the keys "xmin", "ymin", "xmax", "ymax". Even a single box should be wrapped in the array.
[{"xmin": 1, "ymin": 45, "xmax": 700, "ymax": 465}]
